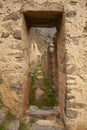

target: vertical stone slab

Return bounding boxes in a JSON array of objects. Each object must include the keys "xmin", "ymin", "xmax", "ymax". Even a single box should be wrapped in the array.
[{"xmin": 57, "ymin": 12, "xmax": 66, "ymax": 119}]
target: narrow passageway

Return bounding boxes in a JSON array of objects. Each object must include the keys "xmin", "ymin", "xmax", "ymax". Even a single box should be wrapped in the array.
[
  {"xmin": 25, "ymin": 27, "xmax": 65, "ymax": 130},
  {"xmin": 29, "ymin": 65, "xmax": 57, "ymax": 108},
  {"xmin": 23, "ymin": 10, "xmax": 65, "ymax": 129},
  {"xmin": 28, "ymin": 27, "xmax": 58, "ymax": 109},
  {"xmin": 26, "ymin": 66, "xmax": 64, "ymax": 130}
]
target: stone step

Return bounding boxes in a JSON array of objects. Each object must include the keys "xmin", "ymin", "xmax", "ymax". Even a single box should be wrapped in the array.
[
  {"xmin": 30, "ymin": 119, "xmax": 64, "ymax": 130},
  {"xmin": 25, "ymin": 106, "xmax": 60, "ymax": 120}
]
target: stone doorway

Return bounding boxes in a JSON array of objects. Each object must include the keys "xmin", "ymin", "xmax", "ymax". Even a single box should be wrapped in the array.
[
  {"xmin": 23, "ymin": 10, "xmax": 65, "ymax": 129},
  {"xmin": 29, "ymin": 27, "xmax": 58, "ymax": 109}
]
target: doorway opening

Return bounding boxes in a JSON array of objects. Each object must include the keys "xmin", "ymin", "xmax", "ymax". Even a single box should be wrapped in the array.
[
  {"xmin": 23, "ymin": 10, "xmax": 65, "ymax": 120},
  {"xmin": 29, "ymin": 27, "xmax": 58, "ymax": 108}
]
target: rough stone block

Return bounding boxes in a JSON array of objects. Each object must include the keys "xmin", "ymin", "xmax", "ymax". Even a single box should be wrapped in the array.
[
  {"xmin": 65, "ymin": 109, "xmax": 78, "ymax": 118},
  {"xmin": 10, "ymin": 84, "xmax": 23, "ymax": 94},
  {"xmin": 3, "ymin": 12, "xmax": 22, "ymax": 21},
  {"xmin": 66, "ymin": 64, "xmax": 76, "ymax": 74},
  {"xmin": 13, "ymin": 30, "xmax": 21, "ymax": 40},
  {"xmin": 67, "ymin": 75, "xmax": 76, "ymax": 80},
  {"xmin": 69, "ymin": 1, "xmax": 77, "ymax": 5},
  {"xmin": 31, "ymin": 120, "xmax": 64, "ymax": 130},
  {"xmin": 66, "ymin": 87, "xmax": 72, "ymax": 93},
  {"xmin": 66, "ymin": 101, "xmax": 87, "ymax": 109},
  {"xmin": 67, "ymin": 81, "xmax": 76, "ymax": 85},
  {"xmin": 71, "ymin": 37, "xmax": 79, "ymax": 45},
  {"xmin": 66, "ymin": 10, "xmax": 76, "ymax": 17},
  {"xmin": 8, "ymin": 76, "xmax": 18, "ymax": 84},
  {"xmin": 1, "ymin": 33, "xmax": 9, "ymax": 38},
  {"xmin": 66, "ymin": 94, "xmax": 75, "ymax": 100}
]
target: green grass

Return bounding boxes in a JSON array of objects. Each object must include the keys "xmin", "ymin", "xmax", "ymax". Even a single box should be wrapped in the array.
[
  {"xmin": 29, "ymin": 117, "xmax": 36, "ymax": 127},
  {"xmin": 0, "ymin": 98, "xmax": 29, "ymax": 130},
  {"xmin": 29, "ymin": 65, "xmax": 57, "ymax": 108},
  {"xmin": 29, "ymin": 65, "xmax": 43, "ymax": 105},
  {"xmin": 42, "ymin": 70, "xmax": 57, "ymax": 107},
  {"xmin": 0, "ymin": 110, "xmax": 17, "ymax": 130},
  {"xmin": 0, "ymin": 111, "xmax": 29, "ymax": 130},
  {"xmin": 0, "ymin": 110, "xmax": 29, "ymax": 130},
  {"xmin": 29, "ymin": 66, "xmax": 38, "ymax": 105},
  {"xmin": 19, "ymin": 121, "xmax": 28, "ymax": 130},
  {"xmin": 6, "ymin": 110, "xmax": 16, "ymax": 121},
  {"xmin": 0, "ymin": 122, "xmax": 6, "ymax": 130}
]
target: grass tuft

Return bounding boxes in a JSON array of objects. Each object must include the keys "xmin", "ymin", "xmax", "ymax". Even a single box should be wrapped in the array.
[
  {"xmin": 19, "ymin": 121, "xmax": 28, "ymax": 130},
  {"xmin": 0, "ymin": 122, "xmax": 6, "ymax": 130},
  {"xmin": 29, "ymin": 65, "xmax": 57, "ymax": 108},
  {"xmin": 6, "ymin": 111, "xmax": 16, "ymax": 121}
]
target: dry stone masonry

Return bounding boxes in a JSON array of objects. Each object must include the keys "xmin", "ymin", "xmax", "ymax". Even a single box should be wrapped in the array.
[{"xmin": 0, "ymin": 0, "xmax": 87, "ymax": 130}]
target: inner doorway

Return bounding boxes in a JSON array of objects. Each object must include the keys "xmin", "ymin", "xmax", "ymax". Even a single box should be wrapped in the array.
[
  {"xmin": 23, "ymin": 11, "xmax": 65, "ymax": 120},
  {"xmin": 29, "ymin": 27, "xmax": 58, "ymax": 108}
]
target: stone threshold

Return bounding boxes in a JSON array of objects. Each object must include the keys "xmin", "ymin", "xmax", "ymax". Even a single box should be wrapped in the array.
[
  {"xmin": 30, "ymin": 119, "xmax": 64, "ymax": 130},
  {"xmin": 25, "ymin": 105, "xmax": 60, "ymax": 120}
]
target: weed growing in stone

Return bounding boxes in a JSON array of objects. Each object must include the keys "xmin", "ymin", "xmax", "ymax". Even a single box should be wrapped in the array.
[
  {"xmin": 29, "ymin": 65, "xmax": 57, "ymax": 108},
  {"xmin": 6, "ymin": 110, "xmax": 16, "ymax": 121},
  {"xmin": 29, "ymin": 66, "xmax": 38, "ymax": 105},
  {"xmin": 19, "ymin": 121, "xmax": 28, "ymax": 130},
  {"xmin": 0, "ymin": 110, "xmax": 17, "ymax": 130},
  {"xmin": 42, "ymin": 70, "xmax": 57, "ymax": 107},
  {"xmin": 0, "ymin": 122, "xmax": 6, "ymax": 130},
  {"xmin": 29, "ymin": 117, "xmax": 36, "ymax": 127}
]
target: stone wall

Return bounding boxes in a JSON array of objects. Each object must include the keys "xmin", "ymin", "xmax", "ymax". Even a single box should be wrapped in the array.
[
  {"xmin": 0, "ymin": 0, "xmax": 87, "ymax": 130},
  {"xmin": 46, "ymin": 35, "xmax": 58, "ymax": 95}
]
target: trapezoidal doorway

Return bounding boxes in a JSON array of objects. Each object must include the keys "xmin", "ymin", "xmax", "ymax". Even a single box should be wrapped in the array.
[
  {"xmin": 29, "ymin": 27, "xmax": 58, "ymax": 108},
  {"xmin": 23, "ymin": 10, "xmax": 65, "ymax": 123}
]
